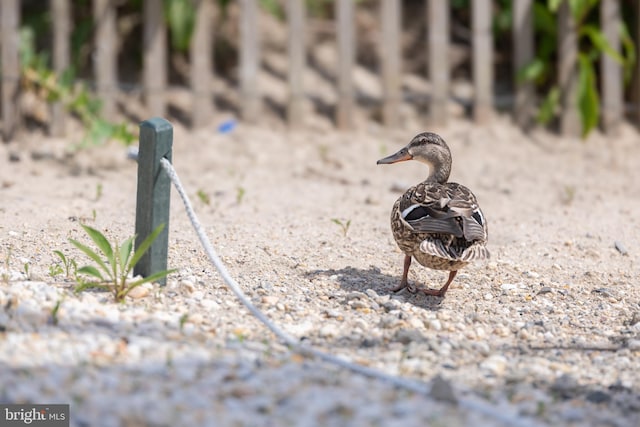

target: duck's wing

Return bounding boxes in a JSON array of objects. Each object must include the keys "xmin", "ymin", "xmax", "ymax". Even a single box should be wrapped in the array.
[{"xmin": 400, "ymin": 183, "xmax": 487, "ymax": 242}]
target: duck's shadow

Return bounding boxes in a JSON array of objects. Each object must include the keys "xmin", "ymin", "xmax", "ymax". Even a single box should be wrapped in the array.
[{"xmin": 305, "ymin": 265, "xmax": 444, "ymax": 311}]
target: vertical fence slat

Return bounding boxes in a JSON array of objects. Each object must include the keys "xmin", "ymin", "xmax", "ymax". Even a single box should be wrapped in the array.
[
  {"xmin": 600, "ymin": 0, "xmax": 623, "ymax": 134},
  {"xmin": 144, "ymin": 0, "xmax": 168, "ymax": 118},
  {"xmin": 471, "ymin": 0, "xmax": 493, "ymax": 124},
  {"xmin": 1, "ymin": 0, "xmax": 20, "ymax": 141},
  {"xmin": 191, "ymin": 0, "xmax": 214, "ymax": 128},
  {"xmin": 51, "ymin": 0, "xmax": 71, "ymax": 136},
  {"xmin": 380, "ymin": 0, "xmax": 401, "ymax": 127},
  {"xmin": 427, "ymin": 0, "xmax": 449, "ymax": 125},
  {"xmin": 558, "ymin": 1, "xmax": 580, "ymax": 137},
  {"xmin": 336, "ymin": 0, "xmax": 355, "ymax": 130},
  {"xmin": 93, "ymin": 0, "xmax": 117, "ymax": 120},
  {"xmin": 287, "ymin": 0, "xmax": 306, "ymax": 128},
  {"xmin": 513, "ymin": 0, "xmax": 534, "ymax": 129},
  {"xmin": 240, "ymin": 0, "xmax": 261, "ymax": 123}
]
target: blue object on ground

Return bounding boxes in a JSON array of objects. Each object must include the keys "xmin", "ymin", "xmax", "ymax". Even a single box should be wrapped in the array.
[{"xmin": 218, "ymin": 120, "xmax": 237, "ymax": 134}]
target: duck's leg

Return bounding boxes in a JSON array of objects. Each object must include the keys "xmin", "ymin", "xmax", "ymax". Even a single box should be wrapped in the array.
[
  {"xmin": 391, "ymin": 255, "xmax": 417, "ymax": 293},
  {"xmin": 423, "ymin": 270, "xmax": 457, "ymax": 297}
]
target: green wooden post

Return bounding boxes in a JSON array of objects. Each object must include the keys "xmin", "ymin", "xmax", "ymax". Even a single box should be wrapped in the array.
[{"xmin": 134, "ymin": 117, "xmax": 173, "ymax": 285}]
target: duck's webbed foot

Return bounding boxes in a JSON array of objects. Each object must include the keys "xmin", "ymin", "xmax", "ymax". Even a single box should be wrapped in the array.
[
  {"xmin": 391, "ymin": 280, "xmax": 418, "ymax": 294},
  {"xmin": 423, "ymin": 270, "xmax": 457, "ymax": 298},
  {"xmin": 391, "ymin": 255, "xmax": 417, "ymax": 293}
]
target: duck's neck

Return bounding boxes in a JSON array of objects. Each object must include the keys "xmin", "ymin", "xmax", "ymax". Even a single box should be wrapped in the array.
[{"xmin": 424, "ymin": 158, "xmax": 451, "ymax": 184}]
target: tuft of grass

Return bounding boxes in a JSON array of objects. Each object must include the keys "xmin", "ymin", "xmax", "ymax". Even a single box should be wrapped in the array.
[
  {"xmin": 331, "ymin": 218, "xmax": 352, "ymax": 237},
  {"xmin": 52, "ymin": 250, "xmax": 77, "ymax": 278},
  {"xmin": 49, "ymin": 263, "xmax": 64, "ymax": 278},
  {"xmin": 95, "ymin": 183, "xmax": 103, "ymax": 201},
  {"xmin": 236, "ymin": 187, "xmax": 246, "ymax": 204},
  {"xmin": 50, "ymin": 298, "xmax": 63, "ymax": 326},
  {"xmin": 2, "ymin": 246, "xmax": 12, "ymax": 284},
  {"xmin": 196, "ymin": 189, "xmax": 210, "ymax": 205},
  {"xmin": 561, "ymin": 185, "xmax": 576, "ymax": 205},
  {"xmin": 233, "ymin": 328, "xmax": 248, "ymax": 342},
  {"xmin": 23, "ymin": 261, "xmax": 31, "ymax": 280},
  {"xmin": 179, "ymin": 313, "xmax": 189, "ymax": 331},
  {"xmin": 70, "ymin": 223, "xmax": 175, "ymax": 302}
]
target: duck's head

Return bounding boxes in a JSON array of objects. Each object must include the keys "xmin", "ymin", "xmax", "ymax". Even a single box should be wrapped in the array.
[{"xmin": 377, "ymin": 132, "xmax": 452, "ymax": 183}]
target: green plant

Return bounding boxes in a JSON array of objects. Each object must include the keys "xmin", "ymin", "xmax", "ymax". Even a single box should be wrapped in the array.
[
  {"xmin": 236, "ymin": 187, "xmax": 246, "ymax": 204},
  {"xmin": 179, "ymin": 313, "xmax": 189, "ymax": 331},
  {"xmin": 95, "ymin": 183, "xmax": 103, "ymax": 202},
  {"xmin": 2, "ymin": 246, "xmax": 11, "ymax": 284},
  {"xmin": 19, "ymin": 26, "xmax": 136, "ymax": 147},
  {"xmin": 233, "ymin": 328, "xmax": 248, "ymax": 342},
  {"xmin": 50, "ymin": 298, "xmax": 63, "ymax": 326},
  {"xmin": 561, "ymin": 185, "xmax": 576, "ymax": 205},
  {"xmin": 70, "ymin": 223, "xmax": 174, "ymax": 302},
  {"xmin": 23, "ymin": 262, "xmax": 31, "ymax": 280},
  {"xmin": 331, "ymin": 218, "xmax": 352, "ymax": 237},
  {"xmin": 196, "ymin": 189, "xmax": 210, "ymax": 205},
  {"xmin": 164, "ymin": 0, "xmax": 196, "ymax": 52},
  {"xmin": 536, "ymin": 400, "xmax": 547, "ymax": 416},
  {"xmin": 260, "ymin": 0, "xmax": 285, "ymax": 20},
  {"xmin": 49, "ymin": 264, "xmax": 64, "ymax": 278},
  {"xmin": 519, "ymin": 0, "xmax": 636, "ymax": 137},
  {"xmin": 52, "ymin": 250, "xmax": 77, "ymax": 278}
]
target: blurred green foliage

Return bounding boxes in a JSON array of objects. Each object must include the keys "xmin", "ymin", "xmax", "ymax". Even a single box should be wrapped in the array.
[
  {"xmin": 14, "ymin": 0, "xmax": 637, "ymax": 140},
  {"xmin": 517, "ymin": 0, "xmax": 636, "ymax": 137},
  {"xmin": 19, "ymin": 26, "xmax": 136, "ymax": 147},
  {"xmin": 164, "ymin": 0, "xmax": 196, "ymax": 52}
]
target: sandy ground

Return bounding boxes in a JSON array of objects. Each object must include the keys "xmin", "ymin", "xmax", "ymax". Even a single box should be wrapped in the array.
[{"xmin": 1, "ymin": 116, "xmax": 639, "ymax": 426}]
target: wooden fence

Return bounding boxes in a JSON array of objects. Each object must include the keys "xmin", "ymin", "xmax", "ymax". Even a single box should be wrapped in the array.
[{"xmin": 0, "ymin": 0, "xmax": 635, "ymax": 141}]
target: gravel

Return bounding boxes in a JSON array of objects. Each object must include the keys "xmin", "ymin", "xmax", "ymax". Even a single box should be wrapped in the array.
[{"xmin": 1, "ymin": 119, "xmax": 639, "ymax": 426}]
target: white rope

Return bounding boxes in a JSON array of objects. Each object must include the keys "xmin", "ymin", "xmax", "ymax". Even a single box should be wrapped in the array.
[{"xmin": 159, "ymin": 157, "xmax": 540, "ymax": 427}]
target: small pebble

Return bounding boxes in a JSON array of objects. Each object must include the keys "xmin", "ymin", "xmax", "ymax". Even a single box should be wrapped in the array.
[
  {"xmin": 614, "ymin": 241, "xmax": 628, "ymax": 256},
  {"xmin": 127, "ymin": 286, "xmax": 150, "ymax": 299},
  {"xmin": 586, "ymin": 390, "xmax": 611, "ymax": 404},
  {"xmin": 592, "ymin": 288, "xmax": 614, "ymax": 298},
  {"xmin": 480, "ymin": 354, "xmax": 508, "ymax": 376},
  {"xmin": 428, "ymin": 319, "xmax": 442, "ymax": 331},
  {"xmin": 429, "ymin": 375, "xmax": 457, "ymax": 403},
  {"xmin": 350, "ymin": 300, "xmax": 368, "ymax": 310},
  {"xmin": 180, "ymin": 279, "xmax": 196, "ymax": 293},
  {"xmin": 200, "ymin": 299, "xmax": 220, "ymax": 310},
  {"xmin": 393, "ymin": 329, "xmax": 422, "ymax": 345},
  {"xmin": 319, "ymin": 324, "xmax": 339, "ymax": 338},
  {"xmin": 261, "ymin": 296, "xmax": 279, "ymax": 305},
  {"xmin": 626, "ymin": 339, "xmax": 640, "ymax": 351}
]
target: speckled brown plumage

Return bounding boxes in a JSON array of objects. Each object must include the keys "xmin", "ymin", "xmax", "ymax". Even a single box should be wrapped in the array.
[{"xmin": 377, "ymin": 132, "xmax": 489, "ymax": 297}]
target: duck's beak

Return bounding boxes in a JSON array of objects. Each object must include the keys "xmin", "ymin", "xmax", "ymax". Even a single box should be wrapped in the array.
[{"xmin": 377, "ymin": 148, "xmax": 412, "ymax": 165}]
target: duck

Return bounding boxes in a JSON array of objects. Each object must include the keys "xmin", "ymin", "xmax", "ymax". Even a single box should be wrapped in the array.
[{"xmin": 377, "ymin": 132, "xmax": 489, "ymax": 297}]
